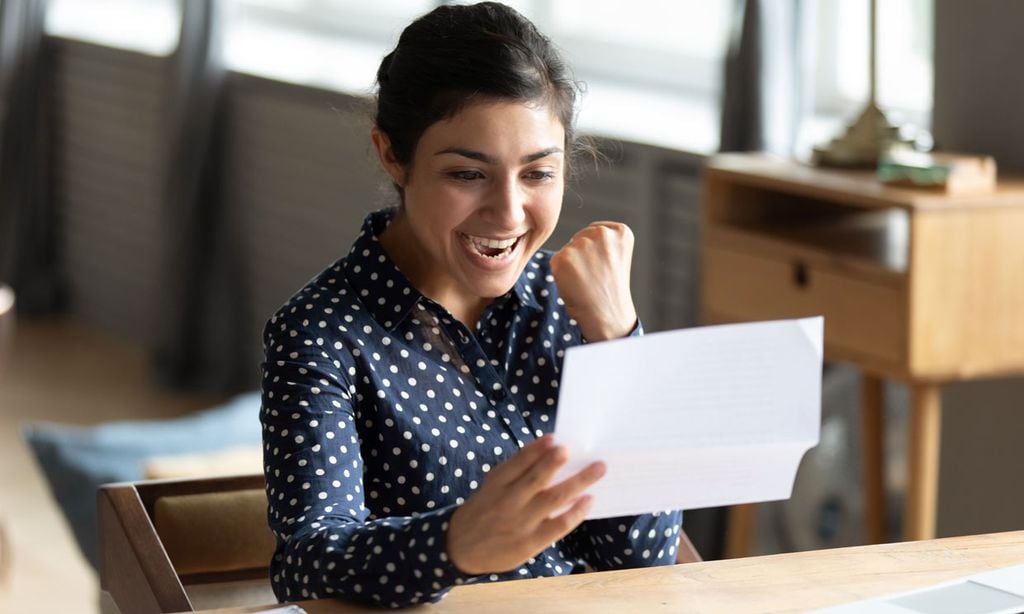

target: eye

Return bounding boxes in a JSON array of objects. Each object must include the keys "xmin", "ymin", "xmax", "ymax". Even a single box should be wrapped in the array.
[
  {"xmin": 447, "ymin": 170, "xmax": 484, "ymax": 182},
  {"xmin": 524, "ymin": 169, "xmax": 557, "ymax": 182}
]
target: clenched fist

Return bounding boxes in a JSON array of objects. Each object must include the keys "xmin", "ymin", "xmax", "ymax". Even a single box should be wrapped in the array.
[{"xmin": 550, "ymin": 222, "xmax": 638, "ymax": 341}]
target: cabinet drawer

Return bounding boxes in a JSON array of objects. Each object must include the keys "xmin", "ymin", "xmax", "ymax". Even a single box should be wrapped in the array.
[{"xmin": 702, "ymin": 245, "xmax": 907, "ymax": 366}]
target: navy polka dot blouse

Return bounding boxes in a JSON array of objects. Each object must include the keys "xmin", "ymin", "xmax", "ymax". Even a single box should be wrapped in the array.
[{"xmin": 261, "ymin": 209, "xmax": 683, "ymax": 607}]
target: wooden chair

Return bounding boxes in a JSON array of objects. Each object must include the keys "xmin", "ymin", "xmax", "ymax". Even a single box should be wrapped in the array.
[
  {"xmin": 676, "ymin": 527, "xmax": 702, "ymax": 564},
  {"xmin": 98, "ymin": 474, "xmax": 702, "ymax": 613},
  {"xmin": 98, "ymin": 474, "xmax": 275, "ymax": 613}
]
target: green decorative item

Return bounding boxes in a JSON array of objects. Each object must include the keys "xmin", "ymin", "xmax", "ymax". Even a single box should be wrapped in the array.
[{"xmin": 878, "ymin": 151, "xmax": 997, "ymax": 194}]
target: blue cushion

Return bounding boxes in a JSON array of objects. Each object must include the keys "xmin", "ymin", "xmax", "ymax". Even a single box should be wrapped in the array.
[{"xmin": 22, "ymin": 391, "xmax": 263, "ymax": 569}]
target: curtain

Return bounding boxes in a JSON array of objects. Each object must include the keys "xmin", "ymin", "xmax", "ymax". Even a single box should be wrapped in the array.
[
  {"xmin": 0, "ymin": 0, "xmax": 62, "ymax": 313},
  {"xmin": 154, "ymin": 0, "xmax": 252, "ymax": 392},
  {"xmin": 719, "ymin": 0, "xmax": 803, "ymax": 155}
]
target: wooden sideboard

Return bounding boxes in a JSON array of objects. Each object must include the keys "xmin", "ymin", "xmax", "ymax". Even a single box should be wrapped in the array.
[{"xmin": 699, "ymin": 153, "xmax": 1024, "ymax": 553}]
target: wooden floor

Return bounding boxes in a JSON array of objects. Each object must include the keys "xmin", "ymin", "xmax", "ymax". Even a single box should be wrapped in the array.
[{"xmin": 0, "ymin": 317, "xmax": 225, "ymax": 613}]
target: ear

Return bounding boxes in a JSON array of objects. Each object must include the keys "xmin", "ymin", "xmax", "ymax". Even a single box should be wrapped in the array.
[{"xmin": 371, "ymin": 126, "xmax": 406, "ymax": 188}]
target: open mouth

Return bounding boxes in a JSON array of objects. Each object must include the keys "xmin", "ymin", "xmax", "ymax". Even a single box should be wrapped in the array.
[{"xmin": 459, "ymin": 232, "xmax": 524, "ymax": 260}]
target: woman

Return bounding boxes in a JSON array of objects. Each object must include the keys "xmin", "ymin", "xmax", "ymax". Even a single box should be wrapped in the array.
[{"xmin": 261, "ymin": 2, "xmax": 682, "ymax": 607}]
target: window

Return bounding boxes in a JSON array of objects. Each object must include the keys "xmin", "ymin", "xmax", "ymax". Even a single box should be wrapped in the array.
[
  {"xmin": 799, "ymin": 0, "xmax": 934, "ymax": 155},
  {"xmin": 506, "ymin": 0, "xmax": 731, "ymax": 97},
  {"xmin": 223, "ymin": 0, "xmax": 733, "ymax": 152},
  {"xmin": 505, "ymin": 0, "xmax": 733, "ymax": 152},
  {"xmin": 45, "ymin": 0, "xmax": 180, "ymax": 56},
  {"xmin": 222, "ymin": 0, "xmax": 434, "ymax": 94},
  {"xmin": 41, "ymin": 1, "xmax": 934, "ymax": 156}
]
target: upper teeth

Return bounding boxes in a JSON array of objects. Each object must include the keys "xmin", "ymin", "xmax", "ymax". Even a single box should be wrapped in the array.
[{"xmin": 468, "ymin": 235, "xmax": 518, "ymax": 250}]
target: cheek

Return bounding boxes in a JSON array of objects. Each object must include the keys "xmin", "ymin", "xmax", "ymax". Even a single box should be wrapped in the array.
[
  {"xmin": 416, "ymin": 194, "xmax": 476, "ymax": 255},
  {"xmin": 407, "ymin": 184, "xmax": 458, "ymax": 231},
  {"xmin": 535, "ymin": 192, "xmax": 563, "ymax": 234}
]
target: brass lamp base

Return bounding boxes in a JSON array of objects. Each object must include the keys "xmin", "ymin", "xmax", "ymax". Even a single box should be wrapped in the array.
[{"xmin": 813, "ymin": 102, "xmax": 914, "ymax": 168}]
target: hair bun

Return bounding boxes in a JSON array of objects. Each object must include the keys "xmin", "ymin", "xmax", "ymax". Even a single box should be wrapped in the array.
[{"xmin": 376, "ymin": 50, "xmax": 397, "ymax": 85}]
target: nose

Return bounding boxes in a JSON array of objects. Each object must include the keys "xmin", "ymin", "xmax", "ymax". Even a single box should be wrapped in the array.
[{"xmin": 484, "ymin": 175, "xmax": 527, "ymax": 231}]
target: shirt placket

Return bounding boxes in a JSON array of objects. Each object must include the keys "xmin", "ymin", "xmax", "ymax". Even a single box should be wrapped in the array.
[{"xmin": 442, "ymin": 312, "xmax": 531, "ymax": 451}]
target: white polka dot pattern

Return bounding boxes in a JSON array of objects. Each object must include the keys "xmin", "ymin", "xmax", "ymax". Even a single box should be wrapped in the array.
[{"xmin": 261, "ymin": 209, "xmax": 682, "ymax": 607}]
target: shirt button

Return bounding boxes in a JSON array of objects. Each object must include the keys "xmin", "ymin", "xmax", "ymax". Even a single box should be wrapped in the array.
[{"xmin": 492, "ymin": 388, "xmax": 507, "ymax": 401}]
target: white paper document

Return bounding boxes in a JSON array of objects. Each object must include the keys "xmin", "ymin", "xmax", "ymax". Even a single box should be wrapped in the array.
[{"xmin": 551, "ymin": 316, "xmax": 824, "ymax": 519}]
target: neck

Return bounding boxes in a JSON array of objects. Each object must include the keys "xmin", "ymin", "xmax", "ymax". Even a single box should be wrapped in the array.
[{"xmin": 378, "ymin": 210, "xmax": 489, "ymax": 327}]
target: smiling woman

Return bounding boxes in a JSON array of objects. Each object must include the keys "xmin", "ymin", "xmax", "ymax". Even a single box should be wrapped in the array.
[{"xmin": 259, "ymin": 2, "xmax": 682, "ymax": 608}]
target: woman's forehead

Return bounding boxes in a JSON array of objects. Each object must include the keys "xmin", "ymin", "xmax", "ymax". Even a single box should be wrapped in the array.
[{"xmin": 418, "ymin": 100, "xmax": 566, "ymax": 158}]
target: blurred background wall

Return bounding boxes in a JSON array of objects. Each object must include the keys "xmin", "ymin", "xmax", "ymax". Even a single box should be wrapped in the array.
[
  {"xmin": 44, "ymin": 54, "xmax": 705, "ymax": 387},
  {"xmin": 931, "ymin": 0, "xmax": 1024, "ymax": 539}
]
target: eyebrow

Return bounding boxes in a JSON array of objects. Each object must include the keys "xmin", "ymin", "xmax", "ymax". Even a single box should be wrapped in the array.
[{"xmin": 435, "ymin": 147, "xmax": 564, "ymax": 164}]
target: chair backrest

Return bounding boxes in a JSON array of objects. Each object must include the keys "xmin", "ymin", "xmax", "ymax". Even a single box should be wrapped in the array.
[{"xmin": 98, "ymin": 474, "xmax": 275, "ymax": 613}]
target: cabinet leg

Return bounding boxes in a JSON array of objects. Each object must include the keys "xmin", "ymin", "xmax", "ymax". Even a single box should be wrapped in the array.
[
  {"xmin": 905, "ymin": 384, "xmax": 942, "ymax": 541},
  {"xmin": 862, "ymin": 375, "xmax": 886, "ymax": 544},
  {"xmin": 725, "ymin": 504, "xmax": 757, "ymax": 559}
]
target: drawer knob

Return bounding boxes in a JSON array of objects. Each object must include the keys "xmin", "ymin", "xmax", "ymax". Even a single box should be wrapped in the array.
[{"xmin": 793, "ymin": 261, "xmax": 810, "ymax": 289}]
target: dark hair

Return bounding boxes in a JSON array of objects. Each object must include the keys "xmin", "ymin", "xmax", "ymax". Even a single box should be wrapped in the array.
[{"xmin": 374, "ymin": 2, "xmax": 586, "ymax": 182}]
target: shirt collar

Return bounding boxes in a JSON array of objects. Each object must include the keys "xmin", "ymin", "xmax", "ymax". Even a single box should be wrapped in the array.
[
  {"xmin": 344, "ymin": 209, "xmax": 543, "ymax": 331},
  {"xmin": 343, "ymin": 209, "xmax": 421, "ymax": 331},
  {"xmin": 511, "ymin": 256, "xmax": 543, "ymax": 312}
]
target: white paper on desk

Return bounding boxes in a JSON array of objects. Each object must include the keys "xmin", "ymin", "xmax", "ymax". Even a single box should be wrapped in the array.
[{"xmin": 551, "ymin": 316, "xmax": 823, "ymax": 519}]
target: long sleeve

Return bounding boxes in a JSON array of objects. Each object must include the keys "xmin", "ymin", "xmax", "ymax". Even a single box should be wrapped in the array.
[
  {"xmin": 261, "ymin": 314, "xmax": 468, "ymax": 607},
  {"xmin": 564, "ymin": 511, "xmax": 684, "ymax": 570}
]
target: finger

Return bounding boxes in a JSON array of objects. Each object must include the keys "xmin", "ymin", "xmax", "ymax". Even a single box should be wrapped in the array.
[
  {"xmin": 567, "ymin": 224, "xmax": 603, "ymax": 245},
  {"xmin": 504, "ymin": 443, "xmax": 571, "ymax": 504},
  {"xmin": 578, "ymin": 221, "xmax": 622, "ymax": 237},
  {"xmin": 561, "ymin": 223, "xmax": 631, "ymax": 254},
  {"xmin": 585, "ymin": 222, "xmax": 634, "ymax": 247},
  {"xmin": 524, "ymin": 460, "xmax": 606, "ymax": 520},
  {"xmin": 560, "ymin": 222, "xmax": 606, "ymax": 249},
  {"xmin": 486, "ymin": 434, "xmax": 556, "ymax": 486},
  {"xmin": 534, "ymin": 494, "xmax": 594, "ymax": 546}
]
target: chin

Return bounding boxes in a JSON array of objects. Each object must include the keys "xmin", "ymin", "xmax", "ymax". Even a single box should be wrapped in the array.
[{"xmin": 454, "ymin": 253, "xmax": 530, "ymax": 299}]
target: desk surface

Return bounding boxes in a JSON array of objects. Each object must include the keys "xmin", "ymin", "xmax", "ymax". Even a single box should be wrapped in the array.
[{"xmin": 221, "ymin": 531, "xmax": 1024, "ymax": 614}]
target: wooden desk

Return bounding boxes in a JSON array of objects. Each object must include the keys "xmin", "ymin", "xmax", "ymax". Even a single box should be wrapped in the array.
[
  {"xmin": 211, "ymin": 531, "xmax": 1024, "ymax": 613},
  {"xmin": 699, "ymin": 154, "xmax": 1024, "ymax": 549}
]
